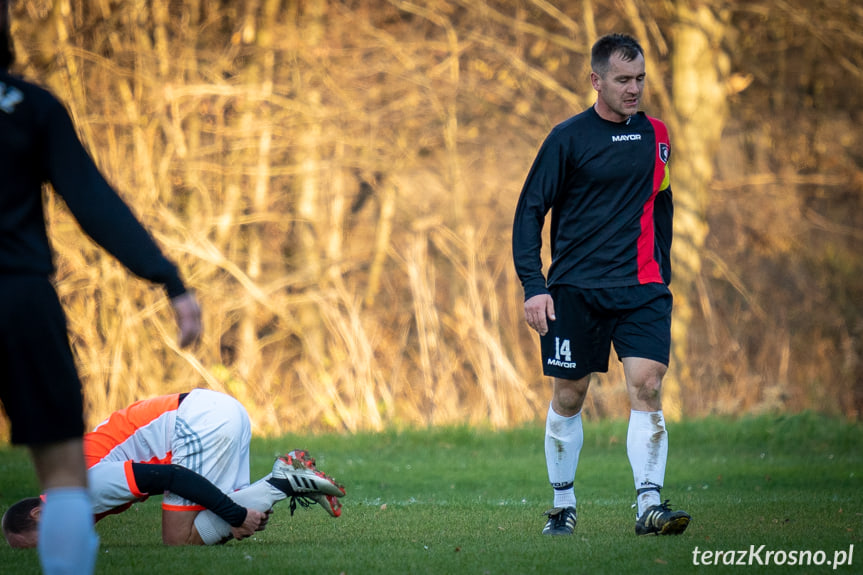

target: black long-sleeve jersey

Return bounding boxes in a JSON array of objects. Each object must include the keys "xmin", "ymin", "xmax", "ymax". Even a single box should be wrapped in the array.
[
  {"xmin": 0, "ymin": 70, "xmax": 185, "ymax": 297},
  {"xmin": 512, "ymin": 107, "xmax": 673, "ymax": 300}
]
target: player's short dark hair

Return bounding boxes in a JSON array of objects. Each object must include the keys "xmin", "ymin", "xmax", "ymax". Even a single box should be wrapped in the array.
[
  {"xmin": 591, "ymin": 33, "xmax": 644, "ymax": 78},
  {"xmin": 1, "ymin": 497, "xmax": 41, "ymax": 536}
]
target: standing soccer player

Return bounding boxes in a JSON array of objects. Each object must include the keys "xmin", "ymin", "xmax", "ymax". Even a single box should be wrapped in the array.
[
  {"xmin": 0, "ymin": 3, "xmax": 201, "ymax": 572},
  {"xmin": 512, "ymin": 33, "xmax": 690, "ymax": 536}
]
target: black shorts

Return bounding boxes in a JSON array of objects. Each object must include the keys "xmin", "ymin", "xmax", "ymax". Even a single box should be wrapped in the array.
[
  {"xmin": 0, "ymin": 275, "xmax": 85, "ymax": 445},
  {"xmin": 539, "ymin": 283, "xmax": 672, "ymax": 380}
]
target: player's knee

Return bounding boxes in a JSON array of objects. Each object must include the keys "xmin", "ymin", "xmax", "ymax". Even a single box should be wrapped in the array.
[
  {"xmin": 162, "ymin": 526, "xmax": 205, "ymax": 546},
  {"xmin": 553, "ymin": 379, "xmax": 589, "ymax": 415},
  {"xmin": 631, "ymin": 378, "xmax": 662, "ymax": 408}
]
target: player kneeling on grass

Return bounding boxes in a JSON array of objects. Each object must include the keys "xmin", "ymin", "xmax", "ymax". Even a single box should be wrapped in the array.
[{"xmin": 2, "ymin": 389, "xmax": 345, "ymax": 547}]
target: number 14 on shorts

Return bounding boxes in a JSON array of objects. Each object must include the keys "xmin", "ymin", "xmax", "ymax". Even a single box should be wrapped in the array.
[{"xmin": 555, "ymin": 337, "xmax": 572, "ymax": 362}]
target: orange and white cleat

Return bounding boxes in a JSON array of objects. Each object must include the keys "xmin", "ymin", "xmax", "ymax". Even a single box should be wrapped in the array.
[{"xmin": 268, "ymin": 449, "xmax": 346, "ymax": 498}]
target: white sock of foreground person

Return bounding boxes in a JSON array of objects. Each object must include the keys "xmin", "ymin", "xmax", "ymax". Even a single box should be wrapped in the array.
[
  {"xmin": 38, "ymin": 488, "xmax": 99, "ymax": 575},
  {"xmin": 544, "ymin": 404, "xmax": 583, "ymax": 510},
  {"xmin": 627, "ymin": 410, "xmax": 668, "ymax": 517},
  {"xmin": 193, "ymin": 475, "xmax": 287, "ymax": 545}
]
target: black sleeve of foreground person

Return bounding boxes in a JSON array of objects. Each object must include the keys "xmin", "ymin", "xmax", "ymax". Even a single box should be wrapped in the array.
[
  {"xmin": 42, "ymin": 96, "xmax": 186, "ymax": 297},
  {"xmin": 131, "ymin": 463, "xmax": 248, "ymax": 528}
]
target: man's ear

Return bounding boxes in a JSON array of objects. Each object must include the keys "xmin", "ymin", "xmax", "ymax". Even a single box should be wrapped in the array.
[{"xmin": 30, "ymin": 504, "xmax": 42, "ymax": 521}]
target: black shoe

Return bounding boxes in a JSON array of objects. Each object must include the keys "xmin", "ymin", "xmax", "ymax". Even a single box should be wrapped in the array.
[
  {"xmin": 635, "ymin": 500, "xmax": 690, "ymax": 535},
  {"xmin": 542, "ymin": 506, "xmax": 577, "ymax": 535}
]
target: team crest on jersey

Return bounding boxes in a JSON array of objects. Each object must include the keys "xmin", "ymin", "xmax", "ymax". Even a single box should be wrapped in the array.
[{"xmin": 658, "ymin": 142, "xmax": 670, "ymax": 164}]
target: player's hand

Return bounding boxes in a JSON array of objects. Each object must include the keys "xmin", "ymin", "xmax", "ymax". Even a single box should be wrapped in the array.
[
  {"xmin": 524, "ymin": 293, "xmax": 556, "ymax": 336},
  {"xmin": 170, "ymin": 291, "xmax": 202, "ymax": 348},
  {"xmin": 230, "ymin": 509, "xmax": 266, "ymax": 540},
  {"xmin": 256, "ymin": 508, "xmax": 273, "ymax": 532}
]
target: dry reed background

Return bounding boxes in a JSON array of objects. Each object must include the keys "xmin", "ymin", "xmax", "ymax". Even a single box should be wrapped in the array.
[{"xmin": 3, "ymin": 1, "xmax": 861, "ymax": 437}]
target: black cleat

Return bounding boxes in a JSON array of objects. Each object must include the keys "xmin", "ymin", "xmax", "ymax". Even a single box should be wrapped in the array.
[
  {"xmin": 635, "ymin": 500, "xmax": 690, "ymax": 535},
  {"xmin": 542, "ymin": 506, "xmax": 577, "ymax": 536}
]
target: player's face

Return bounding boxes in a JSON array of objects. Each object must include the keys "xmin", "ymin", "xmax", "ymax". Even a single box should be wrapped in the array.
[
  {"xmin": 591, "ymin": 52, "xmax": 645, "ymax": 122},
  {"xmin": 2, "ymin": 524, "xmax": 39, "ymax": 548}
]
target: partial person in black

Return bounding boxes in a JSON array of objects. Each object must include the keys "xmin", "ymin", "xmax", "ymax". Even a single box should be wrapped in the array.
[
  {"xmin": 512, "ymin": 33, "xmax": 690, "ymax": 537},
  {"xmin": 0, "ymin": 2, "xmax": 201, "ymax": 572}
]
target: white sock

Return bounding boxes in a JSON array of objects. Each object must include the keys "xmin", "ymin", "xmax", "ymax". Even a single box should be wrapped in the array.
[
  {"xmin": 627, "ymin": 410, "xmax": 668, "ymax": 517},
  {"xmin": 544, "ymin": 404, "xmax": 583, "ymax": 509},
  {"xmin": 227, "ymin": 474, "xmax": 286, "ymax": 508},
  {"xmin": 194, "ymin": 475, "xmax": 287, "ymax": 545},
  {"xmin": 38, "ymin": 488, "xmax": 99, "ymax": 575}
]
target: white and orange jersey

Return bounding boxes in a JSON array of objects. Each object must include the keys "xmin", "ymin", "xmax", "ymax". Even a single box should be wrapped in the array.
[
  {"xmin": 84, "ymin": 389, "xmax": 252, "ymax": 519},
  {"xmin": 86, "ymin": 393, "xmax": 181, "ymax": 468}
]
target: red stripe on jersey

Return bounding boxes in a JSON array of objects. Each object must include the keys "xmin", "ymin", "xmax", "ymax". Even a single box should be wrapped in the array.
[
  {"xmin": 637, "ymin": 116, "xmax": 670, "ymax": 284},
  {"xmin": 84, "ymin": 394, "xmax": 181, "ymax": 468}
]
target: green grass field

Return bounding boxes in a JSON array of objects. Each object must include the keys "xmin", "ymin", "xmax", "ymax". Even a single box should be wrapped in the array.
[{"xmin": 1, "ymin": 413, "xmax": 860, "ymax": 574}]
